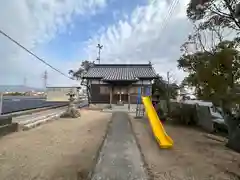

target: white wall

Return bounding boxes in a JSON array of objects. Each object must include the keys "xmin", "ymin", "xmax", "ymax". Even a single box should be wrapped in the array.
[
  {"xmin": 46, "ymin": 87, "xmax": 78, "ymax": 102},
  {"xmin": 132, "ymin": 80, "xmax": 151, "ymax": 85}
]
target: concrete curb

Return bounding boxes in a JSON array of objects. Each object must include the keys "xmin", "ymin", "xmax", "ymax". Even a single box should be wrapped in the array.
[
  {"xmin": 87, "ymin": 113, "xmax": 113, "ymax": 180},
  {"xmin": 19, "ymin": 111, "xmax": 63, "ymax": 126},
  {"xmin": 128, "ymin": 116, "xmax": 152, "ymax": 180},
  {"xmin": 18, "ymin": 104, "xmax": 88, "ymax": 131},
  {"xmin": 6, "ymin": 105, "xmax": 68, "ymax": 117},
  {"xmin": 20, "ymin": 113, "xmax": 63, "ymax": 131}
]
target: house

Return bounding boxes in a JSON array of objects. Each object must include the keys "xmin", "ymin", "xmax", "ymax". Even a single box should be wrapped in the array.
[
  {"xmin": 82, "ymin": 63, "xmax": 157, "ymax": 108},
  {"xmin": 46, "ymin": 86, "xmax": 81, "ymax": 102}
]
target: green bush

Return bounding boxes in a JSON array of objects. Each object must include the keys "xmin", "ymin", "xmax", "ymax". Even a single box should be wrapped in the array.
[{"xmin": 167, "ymin": 102, "xmax": 198, "ymax": 125}]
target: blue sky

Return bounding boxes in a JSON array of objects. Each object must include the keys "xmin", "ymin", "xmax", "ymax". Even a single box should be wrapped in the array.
[
  {"xmin": 0, "ymin": 0, "xmax": 190, "ymax": 88},
  {"xmin": 41, "ymin": 0, "xmax": 147, "ymax": 61}
]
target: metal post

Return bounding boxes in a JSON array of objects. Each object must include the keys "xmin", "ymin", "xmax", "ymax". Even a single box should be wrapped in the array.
[
  {"xmin": 136, "ymin": 87, "xmax": 142, "ymax": 117},
  {"xmin": 138, "ymin": 87, "xmax": 141, "ymax": 103},
  {"xmin": 128, "ymin": 86, "xmax": 130, "ymax": 111}
]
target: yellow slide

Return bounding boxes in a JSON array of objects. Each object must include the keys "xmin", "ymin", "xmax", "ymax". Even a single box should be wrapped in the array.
[{"xmin": 142, "ymin": 96, "xmax": 173, "ymax": 149}]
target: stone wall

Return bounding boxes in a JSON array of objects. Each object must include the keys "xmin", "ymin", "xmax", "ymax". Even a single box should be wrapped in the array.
[
  {"xmin": 166, "ymin": 101, "xmax": 214, "ymax": 132},
  {"xmin": 227, "ymin": 126, "xmax": 240, "ymax": 153},
  {"xmin": 195, "ymin": 105, "xmax": 214, "ymax": 133},
  {"xmin": 0, "ymin": 116, "xmax": 18, "ymax": 137}
]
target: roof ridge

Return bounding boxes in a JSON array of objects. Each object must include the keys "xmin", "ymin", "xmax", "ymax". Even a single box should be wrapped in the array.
[
  {"xmin": 83, "ymin": 63, "xmax": 157, "ymax": 80},
  {"xmin": 93, "ymin": 64, "xmax": 152, "ymax": 67}
]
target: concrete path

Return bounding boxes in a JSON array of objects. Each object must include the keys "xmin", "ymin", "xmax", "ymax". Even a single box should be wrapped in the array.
[{"xmin": 91, "ymin": 112, "xmax": 148, "ymax": 180}]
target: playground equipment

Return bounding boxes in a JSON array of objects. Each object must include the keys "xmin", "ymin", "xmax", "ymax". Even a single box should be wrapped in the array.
[
  {"xmin": 135, "ymin": 87, "xmax": 145, "ymax": 118},
  {"xmin": 142, "ymin": 96, "xmax": 173, "ymax": 149}
]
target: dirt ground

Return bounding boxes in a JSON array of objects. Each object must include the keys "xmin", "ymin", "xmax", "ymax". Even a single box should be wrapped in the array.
[
  {"xmin": 0, "ymin": 110, "xmax": 111, "ymax": 180},
  {"xmin": 130, "ymin": 117, "xmax": 240, "ymax": 180}
]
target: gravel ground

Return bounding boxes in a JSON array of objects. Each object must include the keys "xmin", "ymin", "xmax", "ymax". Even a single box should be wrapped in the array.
[
  {"xmin": 130, "ymin": 117, "xmax": 240, "ymax": 180},
  {"xmin": 0, "ymin": 110, "xmax": 111, "ymax": 180}
]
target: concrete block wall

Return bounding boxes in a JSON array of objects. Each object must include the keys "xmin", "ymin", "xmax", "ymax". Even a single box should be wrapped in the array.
[
  {"xmin": 0, "ymin": 123, "xmax": 18, "ymax": 137},
  {"xmin": 0, "ymin": 116, "xmax": 18, "ymax": 137}
]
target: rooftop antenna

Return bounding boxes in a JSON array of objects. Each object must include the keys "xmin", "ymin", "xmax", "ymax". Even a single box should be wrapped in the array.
[{"xmin": 96, "ymin": 43, "xmax": 103, "ymax": 64}]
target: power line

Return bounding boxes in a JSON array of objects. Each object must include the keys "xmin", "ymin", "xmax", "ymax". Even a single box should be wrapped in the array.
[
  {"xmin": 151, "ymin": 0, "xmax": 179, "ymax": 65},
  {"xmin": 0, "ymin": 29, "xmax": 72, "ymax": 79},
  {"xmin": 159, "ymin": 0, "xmax": 179, "ymax": 33}
]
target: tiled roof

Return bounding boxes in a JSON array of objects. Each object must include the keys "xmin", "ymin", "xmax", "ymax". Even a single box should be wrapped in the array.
[
  {"xmin": 83, "ymin": 64, "xmax": 157, "ymax": 81},
  {"xmin": 84, "ymin": 64, "xmax": 156, "ymax": 81}
]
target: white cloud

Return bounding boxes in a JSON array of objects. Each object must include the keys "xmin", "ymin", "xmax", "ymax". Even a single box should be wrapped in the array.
[
  {"xmin": 0, "ymin": 0, "xmax": 192, "ymax": 88},
  {"xmin": 0, "ymin": 0, "xmax": 107, "ymax": 88},
  {"xmin": 85, "ymin": 0, "xmax": 191, "ymax": 83}
]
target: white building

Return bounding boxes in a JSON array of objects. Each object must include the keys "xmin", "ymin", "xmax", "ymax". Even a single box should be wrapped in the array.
[{"xmin": 46, "ymin": 86, "xmax": 81, "ymax": 102}]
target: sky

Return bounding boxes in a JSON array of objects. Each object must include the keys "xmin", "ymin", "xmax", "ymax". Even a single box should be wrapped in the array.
[{"xmin": 0, "ymin": 0, "xmax": 192, "ymax": 88}]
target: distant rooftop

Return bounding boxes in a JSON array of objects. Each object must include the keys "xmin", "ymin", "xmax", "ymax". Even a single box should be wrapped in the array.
[{"xmin": 83, "ymin": 63, "xmax": 157, "ymax": 81}]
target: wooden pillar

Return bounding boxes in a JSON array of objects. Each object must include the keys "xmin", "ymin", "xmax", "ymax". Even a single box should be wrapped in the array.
[
  {"xmin": 128, "ymin": 86, "xmax": 131, "ymax": 110},
  {"xmin": 110, "ymin": 85, "xmax": 112, "ymax": 108}
]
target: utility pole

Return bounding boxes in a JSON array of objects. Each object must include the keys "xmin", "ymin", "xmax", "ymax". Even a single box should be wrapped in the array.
[
  {"xmin": 166, "ymin": 71, "xmax": 170, "ymax": 114},
  {"xmin": 0, "ymin": 92, "xmax": 2, "ymax": 115},
  {"xmin": 23, "ymin": 77, "xmax": 27, "ymax": 87},
  {"xmin": 167, "ymin": 71, "xmax": 170, "ymax": 99},
  {"xmin": 236, "ymin": 3, "xmax": 240, "ymax": 19},
  {"xmin": 43, "ymin": 71, "xmax": 48, "ymax": 89},
  {"xmin": 96, "ymin": 43, "xmax": 103, "ymax": 64}
]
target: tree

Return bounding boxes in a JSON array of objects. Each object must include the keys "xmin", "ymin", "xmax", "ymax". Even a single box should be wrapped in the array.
[
  {"xmin": 152, "ymin": 74, "xmax": 179, "ymax": 116},
  {"xmin": 182, "ymin": 0, "xmax": 240, "ymax": 104},
  {"xmin": 69, "ymin": 60, "xmax": 94, "ymax": 104},
  {"xmin": 179, "ymin": 37, "xmax": 240, "ymax": 101},
  {"xmin": 69, "ymin": 60, "xmax": 94, "ymax": 80},
  {"xmin": 183, "ymin": 0, "xmax": 240, "ymax": 151},
  {"xmin": 187, "ymin": 0, "xmax": 240, "ymax": 31},
  {"xmin": 152, "ymin": 74, "xmax": 179, "ymax": 100},
  {"xmin": 178, "ymin": 38, "xmax": 240, "ymax": 136}
]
